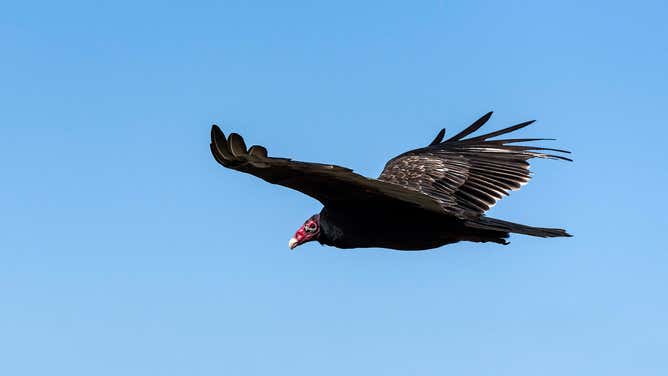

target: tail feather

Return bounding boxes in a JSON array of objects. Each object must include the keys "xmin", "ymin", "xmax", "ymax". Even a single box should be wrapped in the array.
[{"xmin": 466, "ymin": 217, "xmax": 572, "ymax": 238}]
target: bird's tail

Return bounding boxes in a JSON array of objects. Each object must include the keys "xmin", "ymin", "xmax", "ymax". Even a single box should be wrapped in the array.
[{"xmin": 465, "ymin": 217, "xmax": 572, "ymax": 238}]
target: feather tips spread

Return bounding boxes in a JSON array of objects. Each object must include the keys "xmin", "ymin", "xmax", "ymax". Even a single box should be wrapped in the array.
[{"xmin": 379, "ymin": 113, "xmax": 571, "ymax": 218}]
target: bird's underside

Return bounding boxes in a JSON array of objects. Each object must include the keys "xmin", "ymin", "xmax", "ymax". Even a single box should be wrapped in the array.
[
  {"xmin": 210, "ymin": 112, "xmax": 572, "ymax": 251},
  {"xmin": 317, "ymin": 204, "xmax": 569, "ymax": 250},
  {"xmin": 317, "ymin": 205, "xmax": 503, "ymax": 250}
]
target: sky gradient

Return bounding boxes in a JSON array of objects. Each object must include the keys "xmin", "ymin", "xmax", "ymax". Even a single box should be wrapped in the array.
[{"xmin": 1, "ymin": 1, "xmax": 667, "ymax": 375}]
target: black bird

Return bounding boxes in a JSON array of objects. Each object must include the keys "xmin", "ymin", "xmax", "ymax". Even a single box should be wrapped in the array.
[{"xmin": 210, "ymin": 112, "xmax": 572, "ymax": 251}]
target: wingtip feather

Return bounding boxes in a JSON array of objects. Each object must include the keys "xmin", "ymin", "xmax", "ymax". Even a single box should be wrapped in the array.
[
  {"xmin": 445, "ymin": 111, "xmax": 494, "ymax": 142},
  {"xmin": 228, "ymin": 133, "xmax": 248, "ymax": 157},
  {"xmin": 465, "ymin": 119, "xmax": 536, "ymax": 143},
  {"xmin": 429, "ymin": 128, "xmax": 446, "ymax": 146},
  {"xmin": 248, "ymin": 145, "xmax": 268, "ymax": 158},
  {"xmin": 210, "ymin": 126, "xmax": 237, "ymax": 162}
]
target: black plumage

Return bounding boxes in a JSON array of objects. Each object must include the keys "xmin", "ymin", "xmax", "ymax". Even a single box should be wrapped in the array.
[{"xmin": 210, "ymin": 112, "xmax": 571, "ymax": 251}]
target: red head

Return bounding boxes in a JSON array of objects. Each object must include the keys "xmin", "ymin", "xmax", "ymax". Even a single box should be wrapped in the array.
[{"xmin": 288, "ymin": 214, "xmax": 320, "ymax": 250}]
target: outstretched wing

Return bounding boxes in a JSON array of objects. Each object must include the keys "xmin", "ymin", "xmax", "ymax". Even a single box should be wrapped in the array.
[
  {"xmin": 210, "ymin": 125, "xmax": 445, "ymax": 213},
  {"xmin": 378, "ymin": 112, "xmax": 571, "ymax": 219}
]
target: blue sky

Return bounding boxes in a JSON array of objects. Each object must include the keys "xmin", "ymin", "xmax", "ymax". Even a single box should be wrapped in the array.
[{"xmin": 1, "ymin": 1, "xmax": 667, "ymax": 375}]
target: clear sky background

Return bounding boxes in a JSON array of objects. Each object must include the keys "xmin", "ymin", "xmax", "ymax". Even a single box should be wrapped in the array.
[{"xmin": 1, "ymin": 1, "xmax": 667, "ymax": 375}]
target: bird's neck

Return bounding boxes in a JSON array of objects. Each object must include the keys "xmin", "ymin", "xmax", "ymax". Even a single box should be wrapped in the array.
[{"xmin": 317, "ymin": 208, "xmax": 345, "ymax": 246}]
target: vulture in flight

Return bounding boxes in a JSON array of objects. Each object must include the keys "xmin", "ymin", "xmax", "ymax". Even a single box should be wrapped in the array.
[{"xmin": 210, "ymin": 112, "xmax": 571, "ymax": 251}]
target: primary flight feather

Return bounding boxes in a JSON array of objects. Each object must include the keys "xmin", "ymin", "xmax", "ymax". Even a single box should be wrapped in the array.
[{"xmin": 210, "ymin": 112, "xmax": 572, "ymax": 251}]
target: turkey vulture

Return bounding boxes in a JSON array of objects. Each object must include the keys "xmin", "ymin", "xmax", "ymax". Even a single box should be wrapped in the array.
[{"xmin": 210, "ymin": 112, "xmax": 572, "ymax": 251}]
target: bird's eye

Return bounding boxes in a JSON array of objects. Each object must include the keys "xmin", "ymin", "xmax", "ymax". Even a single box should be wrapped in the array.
[{"xmin": 304, "ymin": 222, "xmax": 318, "ymax": 233}]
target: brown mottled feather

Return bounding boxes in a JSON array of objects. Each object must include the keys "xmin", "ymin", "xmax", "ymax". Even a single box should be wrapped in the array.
[{"xmin": 378, "ymin": 112, "xmax": 571, "ymax": 218}]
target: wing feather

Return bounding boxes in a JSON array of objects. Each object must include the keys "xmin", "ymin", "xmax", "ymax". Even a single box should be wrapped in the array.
[
  {"xmin": 210, "ymin": 125, "xmax": 446, "ymax": 213},
  {"xmin": 379, "ymin": 113, "xmax": 571, "ymax": 218},
  {"xmin": 429, "ymin": 128, "xmax": 446, "ymax": 146},
  {"xmin": 463, "ymin": 120, "xmax": 535, "ymax": 142},
  {"xmin": 227, "ymin": 133, "xmax": 248, "ymax": 157},
  {"xmin": 444, "ymin": 112, "xmax": 493, "ymax": 142}
]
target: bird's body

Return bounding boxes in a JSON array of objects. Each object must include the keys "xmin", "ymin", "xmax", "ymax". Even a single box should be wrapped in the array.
[
  {"xmin": 318, "ymin": 206, "xmax": 495, "ymax": 250},
  {"xmin": 210, "ymin": 112, "xmax": 572, "ymax": 251}
]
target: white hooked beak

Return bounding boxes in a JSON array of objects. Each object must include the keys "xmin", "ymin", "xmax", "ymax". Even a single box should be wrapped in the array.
[{"xmin": 288, "ymin": 237, "xmax": 299, "ymax": 250}]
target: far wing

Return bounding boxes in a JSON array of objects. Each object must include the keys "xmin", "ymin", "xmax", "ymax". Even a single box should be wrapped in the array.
[
  {"xmin": 210, "ymin": 125, "xmax": 445, "ymax": 213},
  {"xmin": 378, "ymin": 112, "xmax": 571, "ymax": 219}
]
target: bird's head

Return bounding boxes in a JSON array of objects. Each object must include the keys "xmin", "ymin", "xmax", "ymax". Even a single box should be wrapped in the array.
[{"xmin": 289, "ymin": 214, "xmax": 321, "ymax": 250}]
